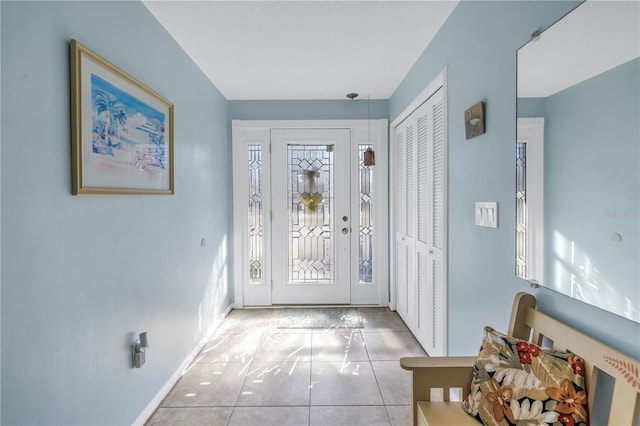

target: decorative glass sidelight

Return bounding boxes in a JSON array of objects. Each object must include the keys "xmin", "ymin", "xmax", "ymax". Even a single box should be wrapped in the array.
[
  {"xmin": 248, "ymin": 145, "xmax": 264, "ymax": 284},
  {"xmin": 287, "ymin": 144, "xmax": 334, "ymax": 283},
  {"xmin": 359, "ymin": 144, "xmax": 374, "ymax": 283},
  {"xmin": 515, "ymin": 142, "xmax": 527, "ymax": 278}
]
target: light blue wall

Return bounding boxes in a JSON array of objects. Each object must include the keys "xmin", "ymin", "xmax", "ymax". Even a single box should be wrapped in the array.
[
  {"xmin": 516, "ymin": 97, "xmax": 545, "ymax": 118},
  {"xmin": 544, "ymin": 58, "xmax": 639, "ymax": 322},
  {"xmin": 229, "ymin": 99, "xmax": 389, "ymax": 121},
  {"xmin": 1, "ymin": 1, "xmax": 232, "ymax": 425},
  {"xmin": 391, "ymin": 0, "xmax": 639, "ymax": 359}
]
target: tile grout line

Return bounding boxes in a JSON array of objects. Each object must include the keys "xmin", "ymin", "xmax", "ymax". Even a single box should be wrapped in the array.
[
  {"xmin": 227, "ymin": 311, "xmax": 271, "ymax": 426},
  {"xmin": 368, "ymin": 353, "xmax": 394, "ymax": 425},
  {"xmin": 362, "ymin": 315, "xmax": 402, "ymax": 426}
]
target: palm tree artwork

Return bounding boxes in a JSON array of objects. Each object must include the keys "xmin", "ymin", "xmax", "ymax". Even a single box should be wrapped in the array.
[
  {"xmin": 90, "ymin": 73, "xmax": 167, "ymax": 173},
  {"xmin": 112, "ymin": 107, "xmax": 128, "ymax": 148},
  {"xmin": 92, "ymin": 90, "xmax": 124, "ymax": 154}
]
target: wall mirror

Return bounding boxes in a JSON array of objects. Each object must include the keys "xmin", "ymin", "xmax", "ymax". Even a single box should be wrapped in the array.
[{"xmin": 516, "ymin": 0, "xmax": 639, "ymax": 322}]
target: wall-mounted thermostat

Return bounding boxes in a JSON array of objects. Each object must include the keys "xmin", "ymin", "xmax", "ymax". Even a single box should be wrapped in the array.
[{"xmin": 475, "ymin": 202, "xmax": 498, "ymax": 228}]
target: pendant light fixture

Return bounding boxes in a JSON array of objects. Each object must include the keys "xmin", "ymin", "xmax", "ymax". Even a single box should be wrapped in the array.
[{"xmin": 347, "ymin": 92, "xmax": 375, "ymax": 166}]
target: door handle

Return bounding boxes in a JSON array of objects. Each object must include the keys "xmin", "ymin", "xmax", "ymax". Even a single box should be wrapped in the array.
[{"xmin": 342, "ymin": 227, "xmax": 350, "ymax": 234}]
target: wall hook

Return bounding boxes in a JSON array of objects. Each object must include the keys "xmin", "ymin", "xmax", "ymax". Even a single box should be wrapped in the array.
[{"xmin": 132, "ymin": 332, "xmax": 149, "ymax": 368}]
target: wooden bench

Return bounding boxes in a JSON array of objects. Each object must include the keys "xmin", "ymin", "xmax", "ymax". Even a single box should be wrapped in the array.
[{"xmin": 400, "ymin": 292, "xmax": 640, "ymax": 426}]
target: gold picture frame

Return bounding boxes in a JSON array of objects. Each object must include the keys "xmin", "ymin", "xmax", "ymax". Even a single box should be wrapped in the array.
[{"xmin": 70, "ymin": 39, "xmax": 174, "ymax": 195}]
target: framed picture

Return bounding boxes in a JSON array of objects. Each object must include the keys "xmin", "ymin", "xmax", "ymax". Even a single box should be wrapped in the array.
[
  {"xmin": 70, "ymin": 39, "xmax": 174, "ymax": 195},
  {"xmin": 464, "ymin": 101, "xmax": 485, "ymax": 140}
]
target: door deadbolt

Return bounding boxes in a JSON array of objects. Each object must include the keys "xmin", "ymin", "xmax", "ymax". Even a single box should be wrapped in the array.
[{"xmin": 342, "ymin": 216, "xmax": 349, "ymax": 222}]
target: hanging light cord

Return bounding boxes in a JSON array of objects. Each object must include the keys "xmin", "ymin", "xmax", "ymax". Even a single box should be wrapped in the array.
[{"xmin": 346, "ymin": 92, "xmax": 371, "ymax": 144}]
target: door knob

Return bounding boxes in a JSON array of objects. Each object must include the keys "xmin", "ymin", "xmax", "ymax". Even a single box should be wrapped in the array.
[{"xmin": 342, "ymin": 227, "xmax": 349, "ymax": 234}]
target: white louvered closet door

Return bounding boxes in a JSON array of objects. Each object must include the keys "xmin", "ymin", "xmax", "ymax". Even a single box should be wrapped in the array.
[
  {"xmin": 414, "ymin": 88, "xmax": 445, "ymax": 356},
  {"xmin": 395, "ymin": 128, "xmax": 412, "ymax": 326},
  {"xmin": 395, "ymin": 118, "xmax": 415, "ymax": 333},
  {"xmin": 394, "ymin": 86, "xmax": 447, "ymax": 356}
]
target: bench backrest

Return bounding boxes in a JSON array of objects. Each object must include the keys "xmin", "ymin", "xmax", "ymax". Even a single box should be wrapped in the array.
[{"xmin": 507, "ymin": 292, "xmax": 640, "ymax": 425}]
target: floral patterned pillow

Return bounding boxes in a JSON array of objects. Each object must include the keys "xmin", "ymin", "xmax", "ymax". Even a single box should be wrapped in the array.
[{"xmin": 461, "ymin": 326, "xmax": 589, "ymax": 426}]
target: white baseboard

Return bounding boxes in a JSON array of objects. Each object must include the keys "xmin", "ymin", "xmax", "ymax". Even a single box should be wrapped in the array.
[{"xmin": 132, "ymin": 303, "xmax": 234, "ymax": 425}]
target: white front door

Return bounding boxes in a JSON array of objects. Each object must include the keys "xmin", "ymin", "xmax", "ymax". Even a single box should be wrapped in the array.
[
  {"xmin": 232, "ymin": 120, "xmax": 388, "ymax": 308},
  {"xmin": 271, "ymin": 128, "xmax": 351, "ymax": 304}
]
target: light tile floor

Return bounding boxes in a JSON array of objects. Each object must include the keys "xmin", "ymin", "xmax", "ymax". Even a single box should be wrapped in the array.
[{"xmin": 146, "ymin": 307, "xmax": 427, "ymax": 426}]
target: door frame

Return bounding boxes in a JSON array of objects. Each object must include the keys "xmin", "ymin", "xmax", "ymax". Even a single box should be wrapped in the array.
[{"xmin": 232, "ymin": 119, "xmax": 389, "ymax": 308}]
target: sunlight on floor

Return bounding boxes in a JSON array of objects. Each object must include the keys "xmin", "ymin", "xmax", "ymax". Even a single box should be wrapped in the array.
[{"xmin": 146, "ymin": 307, "xmax": 426, "ymax": 426}]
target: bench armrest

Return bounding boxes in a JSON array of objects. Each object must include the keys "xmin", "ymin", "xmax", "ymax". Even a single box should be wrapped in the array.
[
  {"xmin": 400, "ymin": 356, "xmax": 476, "ymax": 401},
  {"xmin": 401, "ymin": 356, "xmax": 477, "ymax": 370},
  {"xmin": 400, "ymin": 356, "xmax": 477, "ymax": 426}
]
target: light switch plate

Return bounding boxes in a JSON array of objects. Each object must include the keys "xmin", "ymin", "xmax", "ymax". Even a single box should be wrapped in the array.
[{"xmin": 475, "ymin": 202, "xmax": 498, "ymax": 228}]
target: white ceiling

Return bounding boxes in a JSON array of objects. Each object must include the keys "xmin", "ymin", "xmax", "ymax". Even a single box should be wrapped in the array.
[
  {"xmin": 518, "ymin": 0, "xmax": 640, "ymax": 98},
  {"xmin": 143, "ymin": 0, "xmax": 458, "ymax": 100}
]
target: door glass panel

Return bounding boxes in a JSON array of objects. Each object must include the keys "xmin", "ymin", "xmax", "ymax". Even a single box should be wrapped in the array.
[
  {"xmin": 359, "ymin": 144, "xmax": 373, "ymax": 284},
  {"xmin": 248, "ymin": 145, "xmax": 264, "ymax": 284},
  {"xmin": 287, "ymin": 144, "xmax": 334, "ymax": 283}
]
